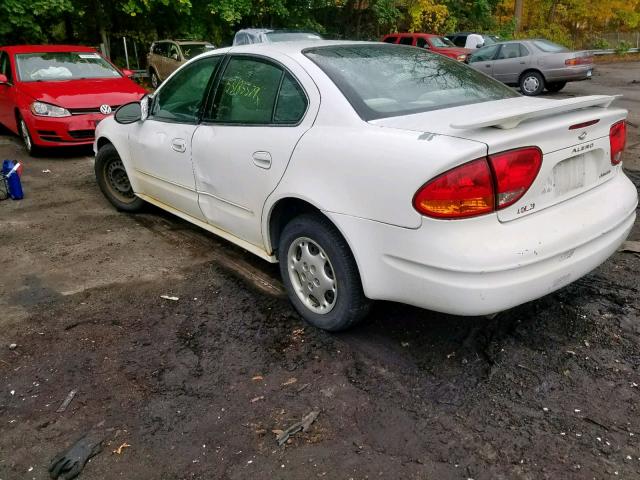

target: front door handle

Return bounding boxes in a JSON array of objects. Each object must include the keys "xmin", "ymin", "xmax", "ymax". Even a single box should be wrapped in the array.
[
  {"xmin": 252, "ymin": 151, "xmax": 272, "ymax": 169},
  {"xmin": 171, "ymin": 138, "xmax": 186, "ymax": 153}
]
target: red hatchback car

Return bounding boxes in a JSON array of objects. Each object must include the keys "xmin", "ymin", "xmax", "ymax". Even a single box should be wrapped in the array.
[
  {"xmin": 0, "ymin": 45, "xmax": 147, "ymax": 154},
  {"xmin": 381, "ymin": 33, "xmax": 471, "ymax": 61}
]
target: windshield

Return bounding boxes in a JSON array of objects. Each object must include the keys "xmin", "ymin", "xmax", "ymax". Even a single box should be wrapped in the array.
[
  {"xmin": 180, "ymin": 44, "xmax": 213, "ymax": 59},
  {"xmin": 532, "ymin": 39, "xmax": 569, "ymax": 53},
  {"xmin": 304, "ymin": 44, "xmax": 518, "ymax": 120},
  {"xmin": 266, "ymin": 32, "xmax": 323, "ymax": 43},
  {"xmin": 16, "ymin": 52, "xmax": 121, "ymax": 82},
  {"xmin": 431, "ymin": 36, "xmax": 455, "ymax": 48}
]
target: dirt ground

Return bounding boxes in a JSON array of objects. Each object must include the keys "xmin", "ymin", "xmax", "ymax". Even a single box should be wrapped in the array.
[{"xmin": 1, "ymin": 62, "xmax": 639, "ymax": 480}]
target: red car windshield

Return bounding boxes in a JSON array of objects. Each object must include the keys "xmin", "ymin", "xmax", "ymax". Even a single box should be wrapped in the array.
[
  {"xmin": 430, "ymin": 36, "xmax": 455, "ymax": 48},
  {"xmin": 15, "ymin": 52, "xmax": 122, "ymax": 82}
]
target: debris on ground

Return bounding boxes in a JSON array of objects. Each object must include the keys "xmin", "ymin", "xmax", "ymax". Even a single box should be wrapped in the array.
[
  {"xmin": 42, "ymin": 169, "xmax": 51, "ymax": 174},
  {"xmin": 49, "ymin": 432, "xmax": 104, "ymax": 479},
  {"xmin": 160, "ymin": 295, "xmax": 179, "ymax": 301},
  {"xmin": 8, "ymin": 343, "xmax": 17, "ymax": 350},
  {"xmin": 281, "ymin": 378, "xmax": 297, "ymax": 386},
  {"xmin": 251, "ymin": 375, "xmax": 264, "ymax": 381},
  {"xmin": 112, "ymin": 443, "xmax": 131, "ymax": 455},
  {"xmin": 275, "ymin": 410, "xmax": 320, "ymax": 446},
  {"xmin": 56, "ymin": 389, "xmax": 78, "ymax": 413},
  {"xmin": 619, "ymin": 240, "xmax": 640, "ymax": 254},
  {"xmin": 250, "ymin": 396, "xmax": 265, "ymax": 403}
]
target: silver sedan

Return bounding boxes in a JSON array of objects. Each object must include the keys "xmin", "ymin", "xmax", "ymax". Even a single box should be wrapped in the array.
[{"xmin": 466, "ymin": 39, "xmax": 593, "ymax": 96}]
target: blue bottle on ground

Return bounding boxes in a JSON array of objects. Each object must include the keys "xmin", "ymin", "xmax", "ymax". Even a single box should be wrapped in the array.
[{"xmin": 2, "ymin": 160, "xmax": 24, "ymax": 200}]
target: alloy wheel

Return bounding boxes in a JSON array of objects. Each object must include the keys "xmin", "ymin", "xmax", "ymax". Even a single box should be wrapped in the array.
[
  {"xmin": 20, "ymin": 120, "xmax": 32, "ymax": 152},
  {"xmin": 287, "ymin": 237, "xmax": 337, "ymax": 314}
]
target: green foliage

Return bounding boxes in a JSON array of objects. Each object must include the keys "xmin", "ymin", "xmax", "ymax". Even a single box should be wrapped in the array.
[
  {"xmin": 615, "ymin": 40, "xmax": 633, "ymax": 54},
  {"xmin": 0, "ymin": 0, "xmax": 73, "ymax": 43},
  {"xmin": 591, "ymin": 38, "xmax": 610, "ymax": 50}
]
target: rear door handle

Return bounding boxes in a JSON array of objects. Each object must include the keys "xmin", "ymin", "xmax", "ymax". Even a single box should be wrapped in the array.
[
  {"xmin": 171, "ymin": 138, "xmax": 186, "ymax": 153},
  {"xmin": 252, "ymin": 151, "xmax": 272, "ymax": 169}
]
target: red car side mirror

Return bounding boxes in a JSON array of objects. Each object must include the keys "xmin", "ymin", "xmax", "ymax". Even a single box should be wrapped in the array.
[
  {"xmin": 0, "ymin": 74, "xmax": 9, "ymax": 85},
  {"xmin": 122, "ymin": 69, "xmax": 134, "ymax": 78}
]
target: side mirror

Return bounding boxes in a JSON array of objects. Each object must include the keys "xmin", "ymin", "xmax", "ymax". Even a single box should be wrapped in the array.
[
  {"xmin": 170, "ymin": 53, "xmax": 179, "ymax": 61},
  {"xmin": 114, "ymin": 102, "xmax": 142, "ymax": 124},
  {"xmin": 122, "ymin": 69, "xmax": 134, "ymax": 77},
  {"xmin": 0, "ymin": 74, "xmax": 9, "ymax": 85}
]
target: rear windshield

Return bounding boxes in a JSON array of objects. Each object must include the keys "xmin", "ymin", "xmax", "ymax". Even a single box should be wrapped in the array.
[
  {"xmin": 304, "ymin": 44, "xmax": 518, "ymax": 120},
  {"xmin": 181, "ymin": 44, "xmax": 213, "ymax": 59},
  {"xmin": 532, "ymin": 39, "xmax": 568, "ymax": 53},
  {"xmin": 16, "ymin": 52, "xmax": 121, "ymax": 82},
  {"xmin": 431, "ymin": 36, "xmax": 455, "ymax": 48},
  {"xmin": 266, "ymin": 32, "xmax": 323, "ymax": 43}
]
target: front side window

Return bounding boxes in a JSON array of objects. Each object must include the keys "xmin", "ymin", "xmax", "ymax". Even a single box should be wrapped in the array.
[
  {"xmin": 151, "ymin": 56, "xmax": 220, "ymax": 123},
  {"xmin": 468, "ymin": 44, "xmax": 499, "ymax": 62},
  {"xmin": 0, "ymin": 52, "xmax": 12, "ymax": 82},
  {"xmin": 168, "ymin": 44, "xmax": 180, "ymax": 61},
  {"xmin": 305, "ymin": 44, "xmax": 517, "ymax": 120},
  {"xmin": 416, "ymin": 38, "xmax": 429, "ymax": 48},
  {"xmin": 180, "ymin": 44, "xmax": 212, "ymax": 60},
  {"xmin": 496, "ymin": 43, "xmax": 523, "ymax": 60},
  {"xmin": 209, "ymin": 57, "xmax": 307, "ymax": 125},
  {"xmin": 383, "ymin": 36, "xmax": 398, "ymax": 44},
  {"xmin": 15, "ymin": 52, "xmax": 121, "ymax": 82}
]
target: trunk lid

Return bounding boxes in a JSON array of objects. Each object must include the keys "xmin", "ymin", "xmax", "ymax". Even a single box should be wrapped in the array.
[{"xmin": 371, "ymin": 96, "xmax": 627, "ymax": 222}]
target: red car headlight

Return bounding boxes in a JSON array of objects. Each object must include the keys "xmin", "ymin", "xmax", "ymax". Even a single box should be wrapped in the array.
[{"xmin": 31, "ymin": 101, "xmax": 71, "ymax": 118}]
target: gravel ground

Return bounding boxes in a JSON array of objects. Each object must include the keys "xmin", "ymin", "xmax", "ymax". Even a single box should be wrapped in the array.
[{"xmin": 1, "ymin": 62, "xmax": 639, "ymax": 480}]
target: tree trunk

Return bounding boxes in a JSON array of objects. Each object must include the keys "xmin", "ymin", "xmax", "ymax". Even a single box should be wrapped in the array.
[{"xmin": 514, "ymin": 0, "xmax": 524, "ymax": 33}]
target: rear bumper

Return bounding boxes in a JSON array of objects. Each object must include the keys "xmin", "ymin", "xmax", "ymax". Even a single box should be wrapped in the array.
[
  {"xmin": 24, "ymin": 111, "xmax": 108, "ymax": 147},
  {"xmin": 326, "ymin": 171, "xmax": 637, "ymax": 316},
  {"xmin": 545, "ymin": 65, "xmax": 593, "ymax": 82}
]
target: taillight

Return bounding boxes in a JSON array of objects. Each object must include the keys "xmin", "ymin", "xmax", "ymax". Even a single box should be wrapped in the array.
[
  {"xmin": 413, "ymin": 158, "xmax": 494, "ymax": 219},
  {"xmin": 610, "ymin": 120, "xmax": 626, "ymax": 165},
  {"xmin": 490, "ymin": 147, "xmax": 542, "ymax": 209},
  {"xmin": 565, "ymin": 56, "xmax": 593, "ymax": 66},
  {"xmin": 413, "ymin": 147, "xmax": 542, "ymax": 219}
]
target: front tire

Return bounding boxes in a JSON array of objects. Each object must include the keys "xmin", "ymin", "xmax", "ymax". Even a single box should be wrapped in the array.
[
  {"xmin": 546, "ymin": 81, "xmax": 567, "ymax": 93},
  {"xmin": 95, "ymin": 143, "xmax": 145, "ymax": 212},
  {"xmin": 278, "ymin": 214, "xmax": 370, "ymax": 332},
  {"xmin": 519, "ymin": 71, "xmax": 545, "ymax": 96},
  {"xmin": 150, "ymin": 70, "xmax": 160, "ymax": 89},
  {"xmin": 18, "ymin": 115, "xmax": 37, "ymax": 155}
]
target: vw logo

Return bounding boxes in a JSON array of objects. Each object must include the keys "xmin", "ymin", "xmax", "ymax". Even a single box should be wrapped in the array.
[
  {"xmin": 578, "ymin": 131, "xmax": 588, "ymax": 140},
  {"xmin": 99, "ymin": 104, "xmax": 112, "ymax": 115}
]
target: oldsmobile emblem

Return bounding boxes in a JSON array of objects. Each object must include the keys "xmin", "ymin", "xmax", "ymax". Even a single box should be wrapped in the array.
[
  {"xmin": 99, "ymin": 104, "xmax": 112, "ymax": 115},
  {"xmin": 578, "ymin": 131, "xmax": 588, "ymax": 140}
]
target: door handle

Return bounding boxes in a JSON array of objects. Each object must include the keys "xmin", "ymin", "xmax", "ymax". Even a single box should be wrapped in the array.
[
  {"xmin": 171, "ymin": 138, "xmax": 186, "ymax": 153},
  {"xmin": 485, "ymin": 64, "xmax": 491, "ymax": 67},
  {"xmin": 252, "ymin": 151, "xmax": 272, "ymax": 169}
]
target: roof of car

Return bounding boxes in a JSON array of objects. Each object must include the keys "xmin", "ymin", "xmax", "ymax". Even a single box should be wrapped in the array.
[
  {"xmin": 208, "ymin": 40, "xmax": 381, "ymax": 57},
  {"xmin": 384, "ymin": 33, "xmax": 442, "ymax": 38},
  {"xmin": 154, "ymin": 39, "xmax": 212, "ymax": 45},
  {"xmin": 2, "ymin": 45, "xmax": 98, "ymax": 54}
]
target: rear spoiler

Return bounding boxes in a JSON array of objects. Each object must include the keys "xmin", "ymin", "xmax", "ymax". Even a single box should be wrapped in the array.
[{"xmin": 450, "ymin": 95, "xmax": 621, "ymax": 130}]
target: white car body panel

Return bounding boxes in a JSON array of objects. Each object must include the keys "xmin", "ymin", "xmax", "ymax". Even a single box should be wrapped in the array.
[{"xmin": 94, "ymin": 40, "xmax": 638, "ymax": 316}]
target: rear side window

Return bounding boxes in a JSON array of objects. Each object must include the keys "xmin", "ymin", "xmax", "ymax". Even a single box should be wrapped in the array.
[
  {"xmin": 496, "ymin": 43, "xmax": 523, "ymax": 60},
  {"xmin": 209, "ymin": 57, "xmax": 307, "ymax": 125},
  {"xmin": 399, "ymin": 37, "xmax": 414, "ymax": 46},
  {"xmin": 304, "ymin": 44, "xmax": 517, "ymax": 120},
  {"xmin": 151, "ymin": 56, "xmax": 220, "ymax": 123},
  {"xmin": 383, "ymin": 36, "xmax": 398, "ymax": 44},
  {"xmin": 532, "ymin": 39, "xmax": 568, "ymax": 52}
]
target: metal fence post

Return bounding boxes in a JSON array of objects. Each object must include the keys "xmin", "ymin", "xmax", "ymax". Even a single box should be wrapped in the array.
[{"xmin": 123, "ymin": 36, "xmax": 130, "ymax": 70}]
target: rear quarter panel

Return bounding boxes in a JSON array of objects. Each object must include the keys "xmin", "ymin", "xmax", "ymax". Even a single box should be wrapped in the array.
[{"xmin": 265, "ymin": 123, "xmax": 487, "ymax": 232}]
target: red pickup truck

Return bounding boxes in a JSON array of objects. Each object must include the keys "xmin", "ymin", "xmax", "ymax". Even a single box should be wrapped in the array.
[{"xmin": 381, "ymin": 33, "xmax": 471, "ymax": 61}]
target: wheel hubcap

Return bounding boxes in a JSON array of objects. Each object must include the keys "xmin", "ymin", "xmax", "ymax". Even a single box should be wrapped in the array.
[
  {"xmin": 106, "ymin": 159, "xmax": 135, "ymax": 201},
  {"xmin": 523, "ymin": 76, "xmax": 539, "ymax": 93},
  {"xmin": 287, "ymin": 237, "xmax": 337, "ymax": 314},
  {"xmin": 151, "ymin": 74, "xmax": 158, "ymax": 88},
  {"xmin": 20, "ymin": 120, "xmax": 32, "ymax": 151}
]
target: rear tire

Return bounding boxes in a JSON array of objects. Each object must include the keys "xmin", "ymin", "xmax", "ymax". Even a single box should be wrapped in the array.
[
  {"xmin": 546, "ymin": 81, "xmax": 567, "ymax": 93},
  {"xmin": 95, "ymin": 143, "xmax": 145, "ymax": 212},
  {"xmin": 519, "ymin": 71, "xmax": 545, "ymax": 96},
  {"xmin": 278, "ymin": 213, "xmax": 370, "ymax": 332}
]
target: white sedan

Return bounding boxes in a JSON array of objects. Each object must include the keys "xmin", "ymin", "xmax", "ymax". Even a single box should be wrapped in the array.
[{"xmin": 94, "ymin": 41, "xmax": 636, "ymax": 331}]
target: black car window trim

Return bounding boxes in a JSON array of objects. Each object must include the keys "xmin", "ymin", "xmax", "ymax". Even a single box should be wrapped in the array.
[
  {"xmin": 0, "ymin": 52, "xmax": 12, "ymax": 83},
  {"xmin": 148, "ymin": 55, "xmax": 223, "ymax": 125},
  {"xmin": 201, "ymin": 53, "xmax": 309, "ymax": 128}
]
